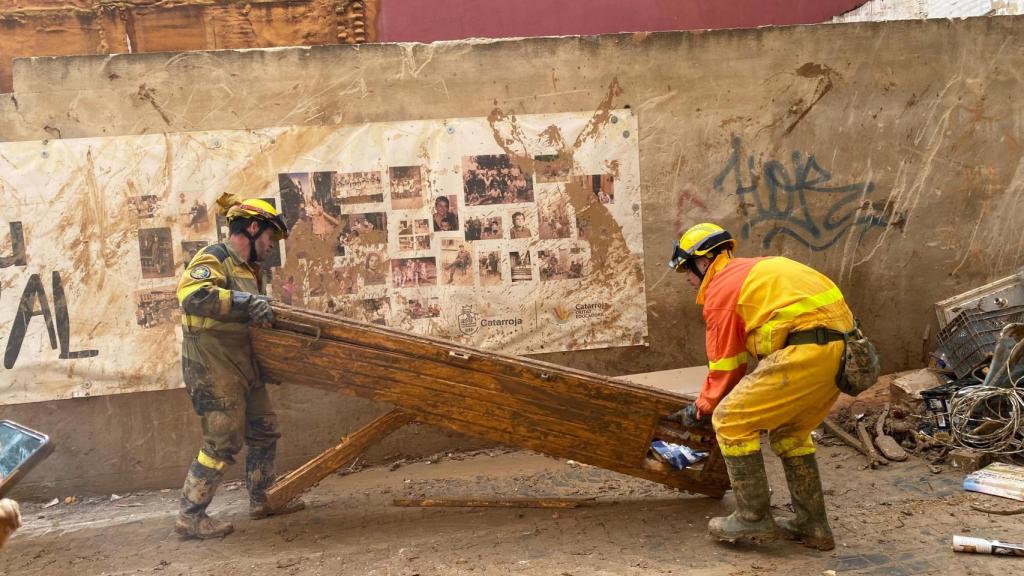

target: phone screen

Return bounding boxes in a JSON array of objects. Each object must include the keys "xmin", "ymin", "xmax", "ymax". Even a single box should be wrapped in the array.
[{"xmin": 0, "ymin": 422, "xmax": 46, "ymax": 482}]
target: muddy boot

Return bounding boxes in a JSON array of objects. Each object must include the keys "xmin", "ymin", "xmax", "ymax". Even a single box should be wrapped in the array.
[
  {"xmin": 708, "ymin": 452, "xmax": 778, "ymax": 544},
  {"xmin": 175, "ymin": 458, "xmax": 234, "ymax": 539},
  {"xmin": 247, "ymin": 444, "xmax": 306, "ymax": 520},
  {"xmin": 776, "ymin": 453, "xmax": 835, "ymax": 551}
]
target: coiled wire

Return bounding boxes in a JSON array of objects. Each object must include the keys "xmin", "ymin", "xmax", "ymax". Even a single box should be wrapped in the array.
[{"xmin": 948, "ymin": 385, "xmax": 1024, "ymax": 455}]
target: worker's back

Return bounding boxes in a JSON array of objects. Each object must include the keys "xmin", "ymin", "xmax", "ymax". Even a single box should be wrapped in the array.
[{"xmin": 704, "ymin": 256, "xmax": 854, "ymax": 358}]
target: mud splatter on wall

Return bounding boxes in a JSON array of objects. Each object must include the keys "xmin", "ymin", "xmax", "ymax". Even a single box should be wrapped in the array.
[{"xmin": 0, "ymin": 109, "xmax": 645, "ymax": 405}]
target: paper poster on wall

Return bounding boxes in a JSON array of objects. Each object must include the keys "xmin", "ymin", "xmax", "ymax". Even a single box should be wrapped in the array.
[{"xmin": 0, "ymin": 109, "xmax": 646, "ymax": 405}]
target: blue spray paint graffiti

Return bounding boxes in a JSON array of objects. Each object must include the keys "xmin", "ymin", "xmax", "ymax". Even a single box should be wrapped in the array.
[{"xmin": 713, "ymin": 136, "xmax": 894, "ymax": 251}]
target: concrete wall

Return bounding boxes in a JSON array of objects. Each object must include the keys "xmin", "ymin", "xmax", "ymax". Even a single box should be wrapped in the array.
[{"xmin": 3, "ymin": 16, "xmax": 1023, "ymax": 496}]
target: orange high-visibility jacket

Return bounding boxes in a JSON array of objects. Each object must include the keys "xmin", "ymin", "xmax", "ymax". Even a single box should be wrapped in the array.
[{"xmin": 695, "ymin": 256, "xmax": 854, "ymax": 416}]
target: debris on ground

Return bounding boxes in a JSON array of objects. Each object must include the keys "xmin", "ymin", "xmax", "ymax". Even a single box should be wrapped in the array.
[
  {"xmin": 963, "ymin": 462, "xmax": 1024, "ymax": 501},
  {"xmin": 952, "ymin": 534, "xmax": 1024, "ymax": 556}
]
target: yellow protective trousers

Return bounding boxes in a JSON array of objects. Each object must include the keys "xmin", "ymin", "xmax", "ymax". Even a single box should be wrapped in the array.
[{"xmin": 711, "ymin": 339, "xmax": 844, "ymax": 458}]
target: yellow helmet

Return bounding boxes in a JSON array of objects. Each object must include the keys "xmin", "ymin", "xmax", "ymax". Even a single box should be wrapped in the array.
[
  {"xmin": 669, "ymin": 222, "xmax": 735, "ymax": 272},
  {"xmin": 217, "ymin": 193, "xmax": 289, "ymax": 241}
]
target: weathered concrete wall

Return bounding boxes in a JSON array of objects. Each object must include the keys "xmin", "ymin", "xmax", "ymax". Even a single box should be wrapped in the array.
[{"xmin": 2, "ymin": 16, "xmax": 1023, "ymax": 496}]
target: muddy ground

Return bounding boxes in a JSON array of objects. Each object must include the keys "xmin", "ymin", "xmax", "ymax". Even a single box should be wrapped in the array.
[{"xmin": 1, "ymin": 445, "xmax": 1020, "ymax": 575}]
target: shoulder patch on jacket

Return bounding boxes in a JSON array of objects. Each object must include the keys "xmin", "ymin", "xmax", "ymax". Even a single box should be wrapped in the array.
[
  {"xmin": 202, "ymin": 243, "xmax": 230, "ymax": 262},
  {"xmin": 190, "ymin": 265, "xmax": 212, "ymax": 280}
]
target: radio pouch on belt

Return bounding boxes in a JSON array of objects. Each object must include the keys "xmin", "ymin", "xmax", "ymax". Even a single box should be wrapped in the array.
[{"xmin": 786, "ymin": 321, "xmax": 881, "ymax": 397}]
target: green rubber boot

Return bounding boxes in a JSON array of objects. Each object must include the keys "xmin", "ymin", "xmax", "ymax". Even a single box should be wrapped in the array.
[
  {"xmin": 174, "ymin": 458, "xmax": 234, "ymax": 539},
  {"xmin": 246, "ymin": 444, "xmax": 306, "ymax": 520},
  {"xmin": 708, "ymin": 452, "xmax": 779, "ymax": 543},
  {"xmin": 776, "ymin": 453, "xmax": 835, "ymax": 551}
]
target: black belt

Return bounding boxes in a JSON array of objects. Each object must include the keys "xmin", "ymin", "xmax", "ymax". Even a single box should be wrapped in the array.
[{"xmin": 786, "ymin": 327, "xmax": 845, "ymax": 346}]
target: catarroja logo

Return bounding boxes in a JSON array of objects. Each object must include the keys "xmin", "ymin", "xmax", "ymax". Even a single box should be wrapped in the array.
[
  {"xmin": 551, "ymin": 304, "xmax": 571, "ymax": 325},
  {"xmin": 457, "ymin": 305, "xmax": 480, "ymax": 335}
]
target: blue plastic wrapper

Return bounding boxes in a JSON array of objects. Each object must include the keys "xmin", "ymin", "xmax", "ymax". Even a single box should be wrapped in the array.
[{"xmin": 650, "ymin": 441, "xmax": 707, "ymax": 470}]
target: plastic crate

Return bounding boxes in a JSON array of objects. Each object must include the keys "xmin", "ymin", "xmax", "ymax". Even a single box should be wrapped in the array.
[{"xmin": 935, "ymin": 306, "xmax": 1024, "ymax": 378}]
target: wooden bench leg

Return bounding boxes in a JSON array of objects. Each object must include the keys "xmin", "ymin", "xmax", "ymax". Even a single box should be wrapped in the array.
[{"xmin": 266, "ymin": 408, "xmax": 414, "ymax": 511}]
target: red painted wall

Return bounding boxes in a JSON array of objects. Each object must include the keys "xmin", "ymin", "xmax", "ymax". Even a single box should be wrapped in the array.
[{"xmin": 378, "ymin": 0, "xmax": 867, "ymax": 43}]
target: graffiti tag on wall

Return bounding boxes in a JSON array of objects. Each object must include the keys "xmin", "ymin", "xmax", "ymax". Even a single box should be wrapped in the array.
[{"xmin": 713, "ymin": 136, "xmax": 894, "ymax": 251}]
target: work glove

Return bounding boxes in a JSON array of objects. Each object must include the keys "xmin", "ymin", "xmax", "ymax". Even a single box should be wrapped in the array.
[
  {"xmin": 231, "ymin": 291, "xmax": 274, "ymax": 325},
  {"xmin": 672, "ymin": 404, "xmax": 712, "ymax": 430}
]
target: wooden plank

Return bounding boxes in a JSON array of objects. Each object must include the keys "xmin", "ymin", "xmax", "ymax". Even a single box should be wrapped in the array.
[
  {"xmin": 265, "ymin": 408, "xmax": 413, "ymax": 510},
  {"xmin": 272, "ymin": 307, "xmax": 688, "ymax": 410},
  {"xmin": 254, "ymin": 305, "xmax": 730, "ymax": 498},
  {"xmin": 255, "ymin": 330, "xmax": 658, "ymax": 446},
  {"xmin": 392, "ymin": 498, "xmax": 588, "ymax": 509}
]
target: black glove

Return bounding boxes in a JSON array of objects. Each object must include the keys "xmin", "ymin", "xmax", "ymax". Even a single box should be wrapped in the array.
[
  {"xmin": 231, "ymin": 291, "xmax": 274, "ymax": 325},
  {"xmin": 673, "ymin": 404, "xmax": 712, "ymax": 430}
]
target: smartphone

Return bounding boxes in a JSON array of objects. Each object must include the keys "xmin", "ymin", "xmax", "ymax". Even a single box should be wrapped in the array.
[{"xmin": 0, "ymin": 420, "xmax": 54, "ymax": 497}]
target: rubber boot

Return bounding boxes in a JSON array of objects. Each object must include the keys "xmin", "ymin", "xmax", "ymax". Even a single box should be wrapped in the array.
[
  {"xmin": 708, "ymin": 452, "xmax": 778, "ymax": 543},
  {"xmin": 246, "ymin": 444, "xmax": 306, "ymax": 520},
  {"xmin": 174, "ymin": 458, "xmax": 234, "ymax": 539},
  {"xmin": 776, "ymin": 453, "xmax": 835, "ymax": 551}
]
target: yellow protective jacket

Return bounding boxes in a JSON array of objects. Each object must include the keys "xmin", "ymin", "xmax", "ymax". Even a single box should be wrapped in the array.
[
  {"xmin": 177, "ymin": 242, "xmax": 265, "ymax": 337},
  {"xmin": 695, "ymin": 255, "xmax": 853, "ymax": 416}
]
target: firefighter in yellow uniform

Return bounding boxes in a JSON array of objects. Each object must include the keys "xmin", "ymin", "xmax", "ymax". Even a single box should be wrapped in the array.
[
  {"xmin": 174, "ymin": 193, "xmax": 304, "ymax": 540},
  {"xmin": 670, "ymin": 223, "xmax": 853, "ymax": 551}
]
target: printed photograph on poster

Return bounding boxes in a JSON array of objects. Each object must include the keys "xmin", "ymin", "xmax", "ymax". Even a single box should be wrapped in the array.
[
  {"xmin": 129, "ymin": 195, "xmax": 161, "ymax": 219},
  {"xmin": 572, "ymin": 174, "xmax": 615, "ymax": 204},
  {"xmin": 361, "ymin": 250, "xmax": 388, "ymax": 286},
  {"xmin": 338, "ymin": 212, "xmax": 388, "ymax": 253},
  {"xmin": 464, "ymin": 213, "xmax": 503, "ymax": 241},
  {"xmin": 327, "ymin": 261, "xmax": 360, "ymax": 296},
  {"xmin": 361, "ymin": 297, "xmax": 390, "ymax": 325},
  {"xmin": 539, "ymin": 246, "xmax": 587, "ymax": 281},
  {"xmin": 534, "ymin": 154, "xmax": 571, "ymax": 183},
  {"xmin": 509, "ymin": 210, "xmax": 535, "ymax": 240},
  {"xmin": 180, "ymin": 240, "xmax": 209, "ymax": 270},
  {"xmin": 311, "ymin": 172, "xmax": 341, "ymax": 216},
  {"xmin": 478, "ymin": 251, "xmax": 503, "ymax": 286},
  {"xmin": 576, "ymin": 215, "xmax": 591, "ymax": 240},
  {"xmin": 333, "ymin": 172, "xmax": 385, "ymax": 205},
  {"xmin": 432, "ymin": 195, "xmax": 460, "ymax": 232},
  {"xmin": 440, "ymin": 239, "xmax": 474, "ymax": 286},
  {"xmin": 215, "ymin": 197, "xmax": 283, "ymax": 268},
  {"xmin": 135, "ymin": 289, "xmax": 178, "ymax": 328},
  {"xmin": 509, "ymin": 250, "xmax": 533, "ymax": 283},
  {"xmin": 138, "ymin": 227, "xmax": 175, "ymax": 279},
  {"xmin": 398, "ymin": 218, "xmax": 431, "ymax": 253},
  {"xmin": 538, "ymin": 187, "xmax": 573, "ymax": 240},
  {"xmin": 405, "ymin": 296, "xmax": 441, "ymax": 319},
  {"xmin": 306, "ymin": 196, "xmax": 341, "ymax": 241},
  {"xmin": 280, "ymin": 274, "xmax": 298, "ymax": 305},
  {"xmin": 389, "ymin": 166, "xmax": 425, "ymax": 210},
  {"xmin": 462, "ymin": 155, "xmax": 535, "ymax": 206},
  {"xmin": 391, "ymin": 256, "xmax": 437, "ymax": 288},
  {"xmin": 278, "ymin": 173, "xmax": 310, "ymax": 228},
  {"xmin": 183, "ymin": 200, "xmax": 209, "ymax": 231}
]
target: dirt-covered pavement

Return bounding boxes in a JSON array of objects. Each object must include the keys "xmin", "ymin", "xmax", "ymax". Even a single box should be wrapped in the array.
[{"xmin": 1, "ymin": 446, "xmax": 1020, "ymax": 575}]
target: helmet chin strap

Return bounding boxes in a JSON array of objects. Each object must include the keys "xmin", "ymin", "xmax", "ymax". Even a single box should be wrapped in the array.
[{"xmin": 241, "ymin": 221, "xmax": 271, "ymax": 265}]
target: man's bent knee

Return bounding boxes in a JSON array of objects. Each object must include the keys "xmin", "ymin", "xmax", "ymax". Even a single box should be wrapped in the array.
[{"xmin": 770, "ymin": 433, "xmax": 815, "ymax": 458}]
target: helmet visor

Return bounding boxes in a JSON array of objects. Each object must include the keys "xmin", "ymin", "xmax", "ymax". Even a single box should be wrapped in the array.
[{"xmin": 668, "ymin": 244, "xmax": 690, "ymax": 272}]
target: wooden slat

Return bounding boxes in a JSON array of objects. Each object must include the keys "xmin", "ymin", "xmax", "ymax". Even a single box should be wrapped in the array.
[
  {"xmin": 266, "ymin": 408, "xmax": 413, "ymax": 510},
  {"xmin": 255, "ymin": 330, "xmax": 657, "ymax": 445},
  {"xmin": 254, "ymin": 305, "xmax": 729, "ymax": 498}
]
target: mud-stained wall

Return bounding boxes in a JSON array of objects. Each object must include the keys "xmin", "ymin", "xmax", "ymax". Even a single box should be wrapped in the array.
[{"xmin": 3, "ymin": 16, "xmax": 1023, "ymax": 495}]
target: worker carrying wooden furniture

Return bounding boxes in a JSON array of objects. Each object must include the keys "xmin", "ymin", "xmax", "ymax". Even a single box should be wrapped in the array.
[
  {"xmin": 174, "ymin": 193, "xmax": 303, "ymax": 540},
  {"xmin": 668, "ymin": 222, "xmax": 856, "ymax": 551}
]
